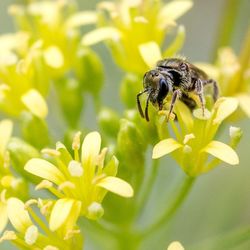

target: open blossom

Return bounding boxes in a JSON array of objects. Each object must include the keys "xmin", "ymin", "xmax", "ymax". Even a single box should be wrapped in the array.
[
  {"xmin": 153, "ymin": 97, "xmax": 241, "ymax": 176},
  {"xmin": 0, "ymin": 120, "xmax": 28, "ymax": 234},
  {"xmin": 24, "ymin": 131, "xmax": 133, "ymax": 223},
  {"xmin": 0, "ymin": 197, "xmax": 83, "ymax": 250},
  {"xmin": 82, "ymin": 0, "xmax": 192, "ymax": 73}
]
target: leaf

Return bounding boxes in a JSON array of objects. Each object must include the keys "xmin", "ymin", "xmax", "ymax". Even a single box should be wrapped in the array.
[
  {"xmin": 152, "ymin": 138, "xmax": 182, "ymax": 159},
  {"xmin": 202, "ymin": 140, "xmax": 239, "ymax": 165}
]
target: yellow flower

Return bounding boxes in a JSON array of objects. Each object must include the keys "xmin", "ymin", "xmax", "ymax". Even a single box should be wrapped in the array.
[
  {"xmin": 24, "ymin": 131, "xmax": 133, "ymax": 221},
  {"xmin": 82, "ymin": 0, "xmax": 192, "ymax": 73},
  {"xmin": 196, "ymin": 41, "xmax": 250, "ymax": 119},
  {"xmin": 0, "ymin": 197, "xmax": 83, "ymax": 250},
  {"xmin": 153, "ymin": 97, "xmax": 241, "ymax": 176},
  {"xmin": 167, "ymin": 241, "xmax": 185, "ymax": 250},
  {"xmin": 0, "ymin": 120, "xmax": 28, "ymax": 234}
]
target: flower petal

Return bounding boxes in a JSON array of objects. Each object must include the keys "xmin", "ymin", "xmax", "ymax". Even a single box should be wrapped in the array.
[
  {"xmin": 213, "ymin": 97, "xmax": 238, "ymax": 124},
  {"xmin": 167, "ymin": 241, "xmax": 184, "ymax": 250},
  {"xmin": 24, "ymin": 158, "xmax": 66, "ymax": 185},
  {"xmin": 49, "ymin": 198, "xmax": 75, "ymax": 231},
  {"xmin": 0, "ymin": 202, "xmax": 8, "ymax": 233},
  {"xmin": 66, "ymin": 11, "xmax": 97, "ymax": 28},
  {"xmin": 139, "ymin": 41, "xmax": 162, "ymax": 69},
  {"xmin": 202, "ymin": 140, "xmax": 239, "ymax": 165},
  {"xmin": 0, "ymin": 119, "xmax": 13, "ymax": 156},
  {"xmin": 21, "ymin": 89, "xmax": 48, "ymax": 119},
  {"xmin": 97, "ymin": 176, "xmax": 133, "ymax": 198},
  {"xmin": 7, "ymin": 198, "xmax": 33, "ymax": 233},
  {"xmin": 152, "ymin": 138, "xmax": 182, "ymax": 159},
  {"xmin": 81, "ymin": 131, "xmax": 101, "ymax": 166},
  {"xmin": 237, "ymin": 94, "xmax": 250, "ymax": 117},
  {"xmin": 158, "ymin": 0, "xmax": 193, "ymax": 28},
  {"xmin": 82, "ymin": 27, "xmax": 121, "ymax": 46},
  {"xmin": 43, "ymin": 46, "xmax": 64, "ymax": 69}
]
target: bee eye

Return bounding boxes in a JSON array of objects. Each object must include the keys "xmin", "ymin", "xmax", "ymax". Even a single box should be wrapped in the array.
[{"xmin": 180, "ymin": 62, "xmax": 188, "ymax": 71}]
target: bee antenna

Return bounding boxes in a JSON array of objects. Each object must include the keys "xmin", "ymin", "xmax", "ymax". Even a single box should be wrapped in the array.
[
  {"xmin": 145, "ymin": 91, "xmax": 152, "ymax": 122},
  {"xmin": 137, "ymin": 90, "xmax": 147, "ymax": 118}
]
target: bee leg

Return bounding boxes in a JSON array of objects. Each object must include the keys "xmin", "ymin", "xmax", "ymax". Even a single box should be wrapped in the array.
[
  {"xmin": 167, "ymin": 89, "xmax": 182, "ymax": 122},
  {"xmin": 136, "ymin": 90, "xmax": 148, "ymax": 118},
  {"xmin": 145, "ymin": 92, "xmax": 152, "ymax": 122},
  {"xmin": 203, "ymin": 79, "xmax": 219, "ymax": 101},
  {"xmin": 195, "ymin": 79, "xmax": 205, "ymax": 116}
]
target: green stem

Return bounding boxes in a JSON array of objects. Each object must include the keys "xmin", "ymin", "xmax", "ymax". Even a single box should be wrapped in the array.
[
  {"xmin": 141, "ymin": 175, "xmax": 195, "ymax": 237},
  {"xmin": 135, "ymin": 159, "xmax": 159, "ymax": 215},
  {"xmin": 212, "ymin": 0, "xmax": 240, "ymax": 60},
  {"xmin": 190, "ymin": 226, "xmax": 250, "ymax": 250}
]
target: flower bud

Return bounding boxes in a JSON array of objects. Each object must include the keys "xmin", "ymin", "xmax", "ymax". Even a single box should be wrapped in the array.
[
  {"xmin": 87, "ymin": 202, "xmax": 104, "ymax": 220},
  {"xmin": 98, "ymin": 107, "xmax": 120, "ymax": 137},
  {"xmin": 120, "ymin": 73, "xmax": 141, "ymax": 108},
  {"xmin": 55, "ymin": 78, "xmax": 84, "ymax": 128},
  {"xmin": 117, "ymin": 119, "xmax": 146, "ymax": 172},
  {"xmin": 229, "ymin": 126, "xmax": 243, "ymax": 148},
  {"xmin": 75, "ymin": 48, "xmax": 104, "ymax": 96},
  {"xmin": 20, "ymin": 112, "xmax": 50, "ymax": 149},
  {"xmin": 7, "ymin": 137, "xmax": 40, "ymax": 182}
]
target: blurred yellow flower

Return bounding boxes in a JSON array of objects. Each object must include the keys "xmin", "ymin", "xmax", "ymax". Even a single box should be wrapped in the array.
[
  {"xmin": 24, "ymin": 131, "xmax": 133, "ymax": 221},
  {"xmin": 83, "ymin": 0, "xmax": 192, "ymax": 73}
]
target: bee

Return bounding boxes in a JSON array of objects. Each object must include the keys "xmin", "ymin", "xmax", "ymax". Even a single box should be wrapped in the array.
[{"xmin": 136, "ymin": 58, "xmax": 219, "ymax": 121}]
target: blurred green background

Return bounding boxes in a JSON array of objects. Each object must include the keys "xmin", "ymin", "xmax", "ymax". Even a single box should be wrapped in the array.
[{"xmin": 0, "ymin": 0, "xmax": 250, "ymax": 249}]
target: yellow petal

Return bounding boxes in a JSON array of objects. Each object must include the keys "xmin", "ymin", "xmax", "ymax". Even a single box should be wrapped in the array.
[
  {"xmin": 167, "ymin": 241, "xmax": 185, "ymax": 250},
  {"xmin": 139, "ymin": 41, "xmax": 162, "ymax": 69},
  {"xmin": 24, "ymin": 158, "xmax": 65, "ymax": 185},
  {"xmin": 0, "ymin": 119, "xmax": 13, "ymax": 156},
  {"xmin": 237, "ymin": 94, "xmax": 250, "ymax": 117},
  {"xmin": 81, "ymin": 131, "xmax": 101, "ymax": 166},
  {"xmin": 213, "ymin": 97, "xmax": 238, "ymax": 124},
  {"xmin": 82, "ymin": 27, "xmax": 121, "ymax": 46},
  {"xmin": 163, "ymin": 25, "xmax": 185, "ymax": 58},
  {"xmin": 152, "ymin": 138, "xmax": 182, "ymax": 159},
  {"xmin": 202, "ymin": 141, "xmax": 239, "ymax": 165},
  {"xmin": 7, "ymin": 198, "xmax": 33, "ymax": 233},
  {"xmin": 43, "ymin": 46, "xmax": 64, "ymax": 69},
  {"xmin": 66, "ymin": 11, "xmax": 97, "ymax": 28},
  {"xmin": 21, "ymin": 89, "xmax": 48, "ymax": 119},
  {"xmin": 97, "ymin": 176, "xmax": 134, "ymax": 198},
  {"xmin": 158, "ymin": 0, "xmax": 193, "ymax": 29},
  {"xmin": 0, "ymin": 202, "xmax": 8, "ymax": 233},
  {"xmin": 49, "ymin": 198, "xmax": 75, "ymax": 231}
]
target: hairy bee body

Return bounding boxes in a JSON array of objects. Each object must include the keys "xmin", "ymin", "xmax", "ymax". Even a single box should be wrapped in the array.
[{"xmin": 137, "ymin": 58, "xmax": 219, "ymax": 121}]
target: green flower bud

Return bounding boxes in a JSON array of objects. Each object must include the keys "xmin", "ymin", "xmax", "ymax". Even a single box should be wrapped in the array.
[
  {"xmin": 20, "ymin": 112, "xmax": 50, "ymax": 149},
  {"xmin": 55, "ymin": 77, "xmax": 84, "ymax": 128},
  {"xmin": 7, "ymin": 137, "xmax": 40, "ymax": 182},
  {"xmin": 75, "ymin": 48, "xmax": 104, "ymax": 96},
  {"xmin": 98, "ymin": 107, "xmax": 120, "ymax": 137},
  {"xmin": 229, "ymin": 126, "xmax": 243, "ymax": 148},
  {"xmin": 117, "ymin": 119, "xmax": 146, "ymax": 172},
  {"xmin": 120, "ymin": 73, "xmax": 142, "ymax": 108},
  {"xmin": 87, "ymin": 202, "xmax": 104, "ymax": 220}
]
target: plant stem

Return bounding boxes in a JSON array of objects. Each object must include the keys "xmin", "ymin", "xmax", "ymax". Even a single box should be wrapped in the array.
[
  {"xmin": 135, "ymin": 159, "xmax": 159, "ymax": 215},
  {"xmin": 141, "ymin": 175, "xmax": 195, "ymax": 237},
  {"xmin": 212, "ymin": 0, "xmax": 240, "ymax": 61},
  {"xmin": 190, "ymin": 226, "xmax": 250, "ymax": 250}
]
